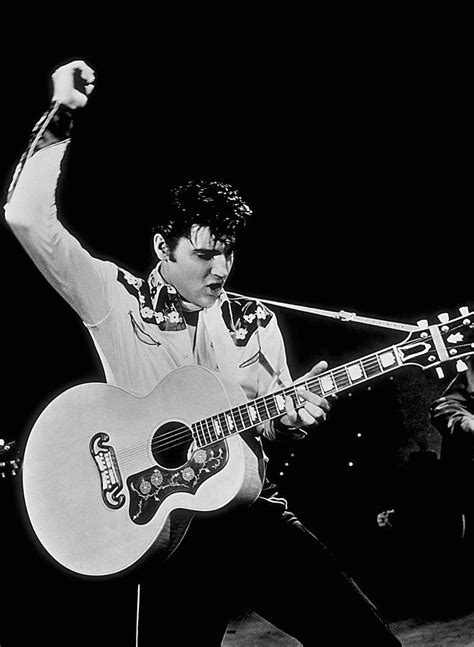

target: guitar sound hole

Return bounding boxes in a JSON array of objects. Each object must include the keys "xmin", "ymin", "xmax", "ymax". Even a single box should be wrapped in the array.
[{"xmin": 151, "ymin": 421, "xmax": 194, "ymax": 469}]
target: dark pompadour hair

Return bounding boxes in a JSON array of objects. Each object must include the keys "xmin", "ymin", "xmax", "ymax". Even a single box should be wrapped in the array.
[{"xmin": 154, "ymin": 180, "xmax": 252, "ymax": 249}]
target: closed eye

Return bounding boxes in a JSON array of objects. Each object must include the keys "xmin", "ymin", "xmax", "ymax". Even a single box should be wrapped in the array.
[{"xmin": 196, "ymin": 252, "xmax": 215, "ymax": 261}]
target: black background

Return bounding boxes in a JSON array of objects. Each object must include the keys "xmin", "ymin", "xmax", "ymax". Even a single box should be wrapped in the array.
[{"xmin": 0, "ymin": 24, "xmax": 472, "ymax": 643}]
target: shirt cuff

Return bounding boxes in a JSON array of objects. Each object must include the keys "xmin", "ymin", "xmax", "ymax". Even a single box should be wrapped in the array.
[{"xmin": 265, "ymin": 418, "xmax": 307, "ymax": 442}]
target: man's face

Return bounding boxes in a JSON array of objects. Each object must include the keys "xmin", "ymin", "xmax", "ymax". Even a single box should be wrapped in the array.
[{"xmin": 160, "ymin": 225, "xmax": 234, "ymax": 308}]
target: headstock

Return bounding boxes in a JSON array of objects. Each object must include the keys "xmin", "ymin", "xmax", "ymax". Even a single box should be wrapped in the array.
[
  {"xmin": 0, "ymin": 439, "xmax": 22, "ymax": 479},
  {"xmin": 397, "ymin": 306, "xmax": 473, "ymax": 376}
]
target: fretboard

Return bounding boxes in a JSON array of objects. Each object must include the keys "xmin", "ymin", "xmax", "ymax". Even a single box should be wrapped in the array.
[{"xmin": 192, "ymin": 344, "xmax": 402, "ymax": 447}]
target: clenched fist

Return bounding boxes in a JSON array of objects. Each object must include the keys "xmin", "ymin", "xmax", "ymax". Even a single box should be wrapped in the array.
[{"xmin": 52, "ymin": 60, "xmax": 96, "ymax": 110}]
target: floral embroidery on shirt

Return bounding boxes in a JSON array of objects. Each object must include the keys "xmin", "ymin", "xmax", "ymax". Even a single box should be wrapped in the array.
[
  {"xmin": 221, "ymin": 297, "xmax": 273, "ymax": 347},
  {"xmin": 117, "ymin": 268, "xmax": 185, "ymax": 332},
  {"xmin": 235, "ymin": 328, "xmax": 248, "ymax": 340}
]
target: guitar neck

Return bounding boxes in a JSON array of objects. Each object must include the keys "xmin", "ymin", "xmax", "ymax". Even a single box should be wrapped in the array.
[
  {"xmin": 192, "ymin": 306, "xmax": 474, "ymax": 447},
  {"xmin": 192, "ymin": 344, "xmax": 402, "ymax": 447}
]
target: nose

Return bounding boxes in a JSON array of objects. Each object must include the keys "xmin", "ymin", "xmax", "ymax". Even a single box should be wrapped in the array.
[{"xmin": 211, "ymin": 253, "xmax": 231, "ymax": 280}]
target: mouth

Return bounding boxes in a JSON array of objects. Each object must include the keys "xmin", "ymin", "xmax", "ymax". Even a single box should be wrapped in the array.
[{"xmin": 207, "ymin": 283, "xmax": 223, "ymax": 294}]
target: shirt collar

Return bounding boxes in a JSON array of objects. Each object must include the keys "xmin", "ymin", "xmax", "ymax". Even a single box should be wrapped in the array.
[
  {"xmin": 147, "ymin": 264, "xmax": 171, "ymax": 311},
  {"xmin": 147, "ymin": 263, "xmax": 229, "ymax": 312}
]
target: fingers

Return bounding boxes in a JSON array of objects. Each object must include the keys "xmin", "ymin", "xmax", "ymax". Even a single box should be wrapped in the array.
[
  {"xmin": 298, "ymin": 387, "xmax": 331, "ymax": 413},
  {"xmin": 283, "ymin": 390, "xmax": 330, "ymax": 428},
  {"xmin": 460, "ymin": 416, "xmax": 474, "ymax": 433},
  {"xmin": 284, "ymin": 395, "xmax": 299, "ymax": 427},
  {"xmin": 51, "ymin": 59, "xmax": 96, "ymax": 109},
  {"xmin": 53, "ymin": 60, "xmax": 95, "ymax": 82},
  {"xmin": 302, "ymin": 360, "xmax": 328, "ymax": 379},
  {"xmin": 279, "ymin": 359, "xmax": 334, "ymax": 431}
]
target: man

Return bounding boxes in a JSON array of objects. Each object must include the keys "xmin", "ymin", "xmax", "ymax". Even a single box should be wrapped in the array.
[
  {"xmin": 4, "ymin": 60, "xmax": 401, "ymax": 646},
  {"xmin": 431, "ymin": 358, "xmax": 474, "ymax": 451},
  {"xmin": 431, "ymin": 358, "xmax": 474, "ymax": 542}
]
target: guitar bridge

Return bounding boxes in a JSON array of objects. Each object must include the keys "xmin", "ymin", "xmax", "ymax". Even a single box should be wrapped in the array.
[{"xmin": 90, "ymin": 433, "xmax": 125, "ymax": 509}]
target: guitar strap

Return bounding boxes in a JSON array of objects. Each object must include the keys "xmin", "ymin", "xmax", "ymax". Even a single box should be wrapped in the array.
[
  {"xmin": 259, "ymin": 351, "xmax": 288, "ymax": 389},
  {"xmin": 226, "ymin": 291, "xmax": 418, "ymax": 333}
]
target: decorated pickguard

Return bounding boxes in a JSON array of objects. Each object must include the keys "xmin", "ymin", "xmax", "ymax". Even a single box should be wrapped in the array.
[{"xmin": 127, "ymin": 442, "xmax": 228, "ymax": 525}]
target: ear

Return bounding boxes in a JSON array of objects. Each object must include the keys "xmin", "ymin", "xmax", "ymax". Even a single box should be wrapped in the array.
[{"xmin": 153, "ymin": 233, "xmax": 170, "ymax": 261}]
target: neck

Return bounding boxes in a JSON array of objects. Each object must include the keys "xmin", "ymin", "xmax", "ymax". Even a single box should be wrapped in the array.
[
  {"xmin": 180, "ymin": 299, "xmax": 203, "ymax": 313},
  {"xmin": 158, "ymin": 264, "xmax": 202, "ymax": 312}
]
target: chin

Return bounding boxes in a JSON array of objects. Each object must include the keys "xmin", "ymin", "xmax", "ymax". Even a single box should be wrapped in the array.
[{"xmin": 201, "ymin": 294, "xmax": 220, "ymax": 308}]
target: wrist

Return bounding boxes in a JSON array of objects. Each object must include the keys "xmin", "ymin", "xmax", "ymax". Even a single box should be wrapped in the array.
[
  {"xmin": 34, "ymin": 102, "xmax": 74, "ymax": 153},
  {"xmin": 272, "ymin": 418, "xmax": 307, "ymax": 440}
]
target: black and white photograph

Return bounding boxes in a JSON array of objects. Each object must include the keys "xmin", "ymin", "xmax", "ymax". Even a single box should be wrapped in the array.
[{"xmin": 0, "ymin": 29, "xmax": 472, "ymax": 646}]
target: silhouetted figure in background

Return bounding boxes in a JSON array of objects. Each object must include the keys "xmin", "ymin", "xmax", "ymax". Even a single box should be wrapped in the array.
[{"xmin": 431, "ymin": 357, "xmax": 474, "ymax": 612}]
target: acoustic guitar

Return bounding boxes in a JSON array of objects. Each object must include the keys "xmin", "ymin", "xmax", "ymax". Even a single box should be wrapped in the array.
[{"xmin": 22, "ymin": 308, "xmax": 473, "ymax": 576}]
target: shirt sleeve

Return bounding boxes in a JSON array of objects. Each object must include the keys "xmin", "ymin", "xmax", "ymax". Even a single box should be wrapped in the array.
[
  {"xmin": 430, "ymin": 357, "xmax": 474, "ymax": 438},
  {"xmin": 4, "ymin": 105, "xmax": 116, "ymax": 327}
]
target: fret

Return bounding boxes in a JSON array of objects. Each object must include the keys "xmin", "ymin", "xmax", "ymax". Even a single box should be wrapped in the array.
[
  {"xmin": 192, "ymin": 421, "xmax": 205, "ymax": 448},
  {"xmin": 205, "ymin": 417, "xmax": 216, "ymax": 443},
  {"xmin": 217, "ymin": 412, "xmax": 229, "ymax": 438},
  {"xmin": 274, "ymin": 392, "xmax": 287, "ymax": 414},
  {"xmin": 359, "ymin": 360, "xmax": 369, "ymax": 379},
  {"xmin": 194, "ymin": 343, "xmax": 407, "ymax": 448},
  {"xmin": 362, "ymin": 356, "xmax": 382, "ymax": 379},
  {"xmin": 210, "ymin": 417, "xmax": 219, "ymax": 440},
  {"xmin": 333, "ymin": 367, "xmax": 351, "ymax": 390},
  {"xmin": 306, "ymin": 378, "xmax": 323, "ymax": 398},
  {"xmin": 285, "ymin": 385, "xmax": 301, "ymax": 409},
  {"xmin": 199, "ymin": 418, "xmax": 212, "ymax": 445},
  {"xmin": 261, "ymin": 397, "xmax": 272, "ymax": 420},
  {"xmin": 373, "ymin": 353, "xmax": 383, "ymax": 374},
  {"xmin": 265, "ymin": 394, "xmax": 280, "ymax": 418},
  {"xmin": 255, "ymin": 398, "xmax": 269, "ymax": 423},
  {"xmin": 230, "ymin": 406, "xmax": 244, "ymax": 432},
  {"xmin": 221, "ymin": 412, "xmax": 232, "ymax": 436},
  {"xmin": 247, "ymin": 402, "xmax": 261, "ymax": 424},
  {"xmin": 239, "ymin": 404, "xmax": 253, "ymax": 429},
  {"xmin": 226, "ymin": 412, "xmax": 236, "ymax": 432},
  {"xmin": 206, "ymin": 417, "xmax": 216, "ymax": 443}
]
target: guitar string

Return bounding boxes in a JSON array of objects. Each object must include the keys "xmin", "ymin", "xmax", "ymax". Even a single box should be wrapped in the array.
[
  {"xmin": 113, "ymin": 353, "xmax": 407, "ymax": 465},
  {"xmin": 114, "ymin": 325, "xmax": 473, "ymax": 465},
  {"xmin": 116, "ymin": 346, "xmax": 472, "ymax": 471},
  {"xmin": 115, "ymin": 354, "xmax": 387, "ymax": 461},
  {"xmin": 115, "ymin": 341, "xmax": 464, "ymax": 465},
  {"xmin": 117, "ymin": 341, "xmax": 474, "ymax": 466}
]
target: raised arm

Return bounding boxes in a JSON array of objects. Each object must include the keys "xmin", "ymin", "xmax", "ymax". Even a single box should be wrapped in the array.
[{"xmin": 4, "ymin": 60, "xmax": 116, "ymax": 326}]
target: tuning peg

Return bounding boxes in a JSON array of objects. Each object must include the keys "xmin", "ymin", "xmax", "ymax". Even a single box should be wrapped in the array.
[
  {"xmin": 459, "ymin": 306, "xmax": 470, "ymax": 316},
  {"xmin": 417, "ymin": 319, "xmax": 429, "ymax": 328},
  {"xmin": 436, "ymin": 367, "xmax": 445, "ymax": 379},
  {"xmin": 456, "ymin": 359, "xmax": 468, "ymax": 373},
  {"xmin": 438, "ymin": 313, "xmax": 450, "ymax": 323}
]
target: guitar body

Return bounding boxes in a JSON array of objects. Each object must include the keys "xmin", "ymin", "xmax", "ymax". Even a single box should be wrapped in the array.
[
  {"xmin": 22, "ymin": 365, "xmax": 264, "ymax": 577},
  {"xmin": 22, "ymin": 308, "xmax": 473, "ymax": 577}
]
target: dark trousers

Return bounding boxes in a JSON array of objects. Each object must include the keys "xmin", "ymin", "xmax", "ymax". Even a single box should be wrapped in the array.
[
  {"xmin": 137, "ymin": 497, "xmax": 401, "ymax": 646},
  {"xmin": 1, "ymin": 497, "xmax": 401, "ymax": 646}
]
